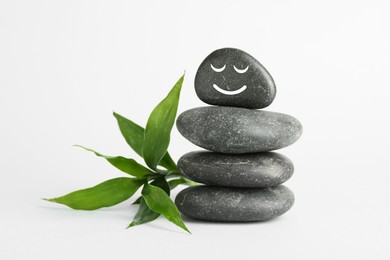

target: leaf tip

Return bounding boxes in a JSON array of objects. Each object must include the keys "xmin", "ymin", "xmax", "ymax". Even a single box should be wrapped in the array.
[
  {"xmin": 43, "ymin": 198, "xmax": 55, "ymax": 203},
  {"xmin": 127, "ymin": 221, "xmax": 141, "ymax": 229},
  {"xmin": 73, "ymin": 145, "xmax": 94, "ymax": 154},
  {"xmin": 179, "ymin": 73, "xmax": 185, "ymax": 83},
  {"xmin": 126, "ymin": 224, "xmax": 133, "ymax": 229},
  {"xmin": 113, "ymin": 111, "xmax": 125, "ymax": 120},
  {"xmin": 181, "ymin": 224, "xmax": 191, "ymax": 234}
]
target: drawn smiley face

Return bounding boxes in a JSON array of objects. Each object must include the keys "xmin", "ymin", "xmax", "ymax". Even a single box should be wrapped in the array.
[
  {"xmin": 195, "ymin": 48, "xmax": 276, "ymax": 109},
  {"xmin": 210, "ymin": 63, "xmax": 248, "ymax": 95}
]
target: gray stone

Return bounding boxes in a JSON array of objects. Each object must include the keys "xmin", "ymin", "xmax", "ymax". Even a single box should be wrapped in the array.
[
  {"xmin": 195, "ymin": 48, "xmax": 276, "ymax": 109},
  {"xmin": 178, "ymin": 151, "xmax": 294, "ymax": 188},
  {"xmin": 175, "ymin": 185, "xmax": 294, "ymax": 222},
  {"xmin": 176, "ymin": 106, "xmax": 303, "ymax": 153}
]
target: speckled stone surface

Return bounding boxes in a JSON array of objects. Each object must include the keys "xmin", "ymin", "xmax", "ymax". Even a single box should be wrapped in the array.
[
  {"xmin": 175, "ymin": 185, "xmax": 294, "ymax": 222},
  {"xmin": 178, "ymin": 151, "xmax": 294, "ymax": 188},
  {"xmin": 176, "ymin": 106, "xmax": 303, "ymax": 153},
  {"xmin": 195, "ymin": 48, "xmax": 276, "ymax": 109}
]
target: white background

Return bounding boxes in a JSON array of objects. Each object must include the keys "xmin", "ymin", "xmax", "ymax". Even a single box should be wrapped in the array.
[{"xmin": 1, "ymin": 0, "xmax": 389, "ymax": 259}]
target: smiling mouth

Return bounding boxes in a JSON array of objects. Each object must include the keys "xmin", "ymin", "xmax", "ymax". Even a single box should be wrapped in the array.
[{"xmin": 212, "ymin": 84, "xmax": 247, "ymax": 95}]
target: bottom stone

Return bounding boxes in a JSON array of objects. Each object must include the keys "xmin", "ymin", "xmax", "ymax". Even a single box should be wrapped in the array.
[{"xmin": 175, "ymin": 185, "xmax": 294, "ymax": 222}]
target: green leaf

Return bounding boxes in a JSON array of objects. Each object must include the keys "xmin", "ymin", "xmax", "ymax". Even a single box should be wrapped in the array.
[
  {"xmin": 113, "ymin": 112, "xmax": 145, "ymax": 157},
  {"xmin": 168, "ymin": 178, "xmax": 187, "ymax": 190},
  {"xmin": 150, "ymin": 176, "xmax": 170, "ymax": 195},
  {"xmin": 141, "ymin": 183, "xmax": 190, "ymax": 233},
  {"xmin": 75, "ymin": 145, "xmax": 152, "ymax": 178},
  {"xmin": 128, "ymin": 177, "xmax": 169, "ymax": 228},
  {"xmin": 132, "ymin": 196, "xmax": 142, "ymax": 205},
  {"xmin": 159, "ymin": 152, "xmax": 177, "ymax": 173},
  {"xmin": 143, "ymin": 75, "xmax": 184, "ymax": 170},
  {"xmin": 44, "ymin": 177, "xmax": 144, "ymax": 210},
  {"xmin": 113, "ymin": 112, "xmax": 177, "ymax": 171},
  {"xmin": 132, "ymin": 176, "xmax": 170, "ymax": 205},
  {"xmin": 128, "ymin": 197, "xmax": 160, "ymax": 228}
]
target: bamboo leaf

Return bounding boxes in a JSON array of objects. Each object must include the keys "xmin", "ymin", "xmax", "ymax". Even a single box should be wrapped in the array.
[
  {"xmin": 159, "ymin": 152, "xmax": 177, "ymax": 173},
  {"xmin": 128, "ymin": 177, "xmax": 170, "ymax": 227},
  {"xmin": 113, "ymin": 112, "xmax": 177, "ymax": 171},
  {"xmin": 168, "ymin": 178, "xmax": 187, "ymax": 190},
  {"xmin": 132, "ymin": 196, "xmax": 142, "ymax": 205},
  {"xmin": 75, "ymin": 145, "xmax": 152, "ymax": 178},
  {"xmin": 128, "ymin": 197, "xmax": 160, "ymax": 228},
  {"xmin": 45, "ymin": 178, "xmax": 144, "ymax": 210},
  {"xmin": 143, "ymin": 75, "xmax": 184, "ymax": 170},
  {"xmin": 141, "ymin": 183, "xmax": 190, "ymax": 233},
  {"xmin": 113, "ymin": 112, "xmax": 145, "ymax": 157},
  {"xmin": 150, "ymin": 176, "xmax": 170, "ymax": 195}
]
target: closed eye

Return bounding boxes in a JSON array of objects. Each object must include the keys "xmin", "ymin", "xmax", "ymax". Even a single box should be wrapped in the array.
[
  {"xmin": 233, "ymin": 65, "xmax": 249, "ymax": 73},
  {"xmin": 210, "ymin": 64, "xmax": 226, "ymax": 72}
]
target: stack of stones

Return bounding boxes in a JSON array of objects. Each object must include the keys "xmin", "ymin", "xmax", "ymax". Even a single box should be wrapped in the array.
[{"xmin": 175, "ymin": 48, "xmax": 303, "ymax": 222}]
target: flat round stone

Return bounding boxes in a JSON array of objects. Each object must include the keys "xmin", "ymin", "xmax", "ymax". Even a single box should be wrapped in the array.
[
  {"xmin": 175, "ymin": 185, "xmax": 294, "ymax": 222},
  {"xmin": 195, "ymin": 48, "xmax": 276, "ymax": 109},
  {"xmin": 178, "ymin": 151, "xmax": 294, "ymax": 188},
  {"xmin": 176, "ymin": 106, "xmax": 303, "ymax": 153}
]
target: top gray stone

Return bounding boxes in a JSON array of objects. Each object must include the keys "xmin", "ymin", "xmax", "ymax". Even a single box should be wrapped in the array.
[{"xmin": 195, "ymin": 48, "xmax": 276, "ymax": 109}]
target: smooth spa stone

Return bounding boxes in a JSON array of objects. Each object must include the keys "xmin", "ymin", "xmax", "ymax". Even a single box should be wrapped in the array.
[
  {"xmin": 177, "ymin": 151, "xmax": 294, "ymax": 188},
  {"xmin": 175, "ymin": 185, "xmax": 294, "ymax": 222},
  {"xmin": 176, "ymin": 106, "xmax": 303, "ymax": 154},
  {"xmin": 195, "ymin": 48, "xmax": 276, "ymax": 109}
]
